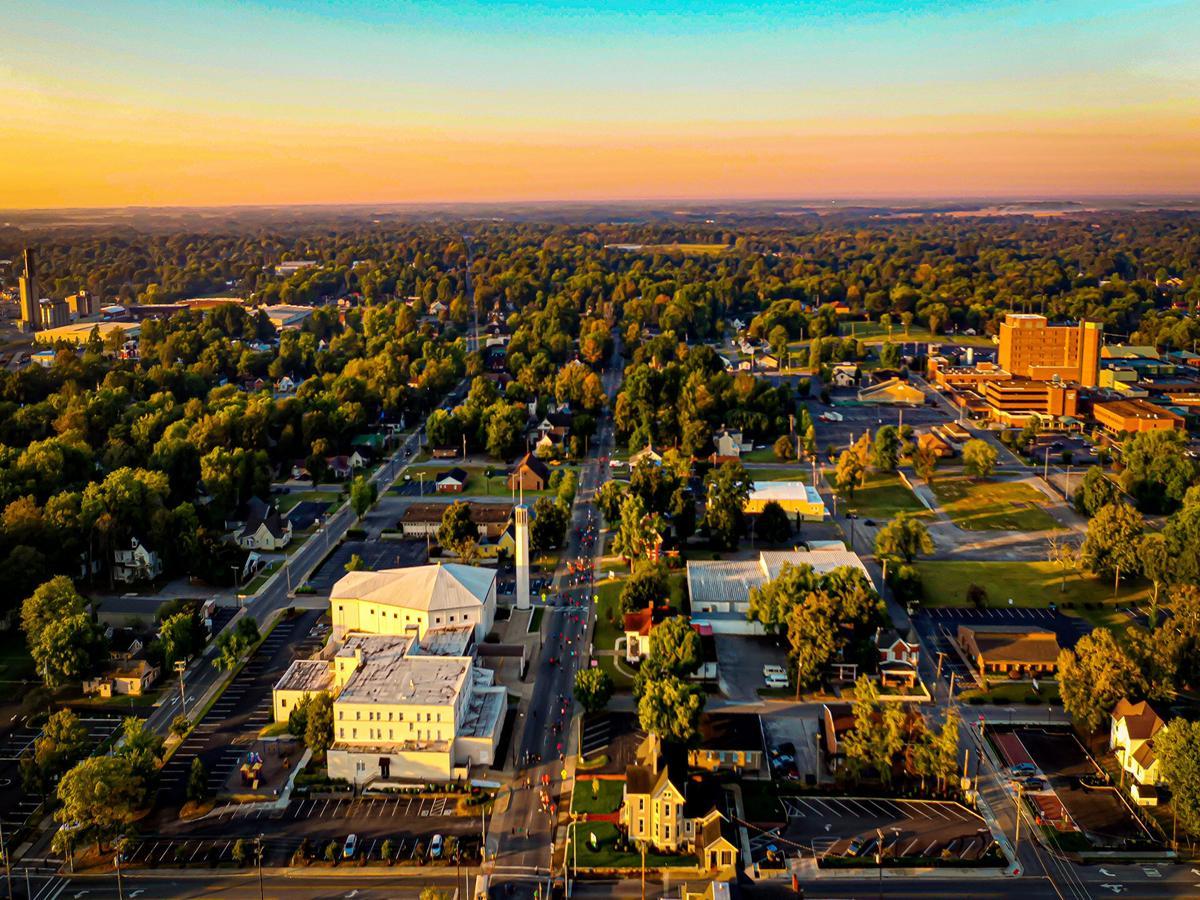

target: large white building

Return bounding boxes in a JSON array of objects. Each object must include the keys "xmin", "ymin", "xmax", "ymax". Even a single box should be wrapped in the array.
[
  {"xmin": 686, "ymin": 546, "xmax": 873, "ymax": 633},
  {"xmin": 274, "ymin": 563, "xmax": 505, "ymax": 785},
  {"xmin": 330, "ymin": 564, "xmax": 497, "ymax": 643}
]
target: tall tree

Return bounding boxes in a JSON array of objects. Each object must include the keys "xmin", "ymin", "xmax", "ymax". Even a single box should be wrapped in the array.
[
  {"xmin": 1155, "ymin": 718, "xmax": 1200, "ymax": 836},
  {"xmin": 1080, "ymin": 502, "xmax": 1144, "ymax": 591},
  {"xmin": 573, "ymin": 668, "xmax": 614, "ymax": 714},
  {"xmin": 701, "ymin": 461, "xmax": 752, "ymax": 551},
  {"xmin": 961, "ymin": 439, "xmax": 997, "ymax": 479},
  {"xmin": 1058, "ymin": 628, "xmax": 1142, "ymax": 733},
  {"xmin": 873, "ymin": 514, "xmax": 933, "ymax": 564},
  {"xmin": 637, "ymin": 676, "xmax": 704, "ymax": 745}
]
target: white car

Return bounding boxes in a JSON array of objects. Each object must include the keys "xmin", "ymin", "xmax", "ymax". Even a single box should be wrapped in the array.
[
  {"xmin": 764, "ymin": 673, "xmax": 789, "ymax": 689},
  {"xmin": 762, "ymin": 665, "xmax": 787, "ymax": 679}
]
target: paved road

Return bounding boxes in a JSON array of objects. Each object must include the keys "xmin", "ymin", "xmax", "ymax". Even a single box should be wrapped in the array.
[{"xmin": 489, "ymin": 335, "xmax": 625, "ymax": 885}]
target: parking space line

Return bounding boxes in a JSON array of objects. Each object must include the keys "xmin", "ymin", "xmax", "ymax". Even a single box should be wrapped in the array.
[
  {"xmin": 923, "ymin": 840, "xmax": 938, "ymax": 856},
  {"xmin": 902, "ymin": 838, "xmax": 919, "ymax": 856},
  {"xmin": 897, "ymin": 801, "xmax": 931, "ymax": 819}
]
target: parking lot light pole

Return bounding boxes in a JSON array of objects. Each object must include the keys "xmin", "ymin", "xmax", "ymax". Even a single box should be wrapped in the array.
[{"xmin": 174, "ymin": 659, "xmax": 187, "ymax": 717}]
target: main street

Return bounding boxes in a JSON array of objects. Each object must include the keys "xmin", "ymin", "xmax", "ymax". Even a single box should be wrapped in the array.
[{"xmin": 488, "ymin": 333, "xmax": 625, "ymax": 889}]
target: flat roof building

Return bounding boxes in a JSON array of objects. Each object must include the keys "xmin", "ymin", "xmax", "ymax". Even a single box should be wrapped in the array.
[
  {"xmin": 998, "ymin": 314, "xmax": 1101, "ymax": 387},
  {"xmin": 744, "ymin": 482, "xmax": 827, "ymax": 520},
  {"xmin": 1093, "ymin": 399, "xmax": 1183, "ymax": 435},
  {"xmin": 957, "ymin": 624, "xmax": 1060, "ymax": 679}
]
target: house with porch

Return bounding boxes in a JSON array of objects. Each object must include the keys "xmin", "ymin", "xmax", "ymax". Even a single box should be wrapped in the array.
[{"xmin": 1111, "ymin": 698, "xmax": 1167, "ymax": 805}]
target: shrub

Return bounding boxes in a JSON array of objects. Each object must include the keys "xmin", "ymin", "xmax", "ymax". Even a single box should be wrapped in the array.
[{"xmin": 965, "ymin": 583, "xmax": 988, "ymax": 609}]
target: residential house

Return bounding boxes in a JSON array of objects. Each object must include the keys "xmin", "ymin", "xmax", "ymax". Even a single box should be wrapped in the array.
[
  {"xmin": 917, "ymin": 431, "xmax": 955, "ymax": 459},
  {"xmin": 112, "ymin": 536, "xmax": 162, "ymax": 584},
  {"xmin": 399, "ymin": 502, "xmax": 513, "ymax": 540},
  {"xmin": 629, "ymin": 444, "xmax": 663, "ymax": 467},
  {"xmin": 830, "ymin": 364, "xmax": 858, "ymax": 388},
  {"xmin": 876, "ymin": 626, "xmax": 920, "ymax": 690},
  {"xmin": 507, "ymin": 452, "xmax": 550, "ymax": 492},
  {"xmin": 348, "ymin": 448, "xmax": 375, "ymax": 470},
  {"xmin": 620, "ymin": 734, "xmax": 739, "ymax": 870},
  {"xmin": 1111, "ymin": 698, "xmax": 1167, "ymax": 805},
  {"xmin": 690, "ymin": 713, "xmax": 766, "ymax": 776},
  {"xmin": 435, "ymin": 467, "xmax": 469, "ymax": 493},
  {"xmin": 83, "ymin": 659, "xmax": 160, "ymax": 697},
  {"xmin": 623, "ymin": 605, "xmax": 671, "ymax": 663},
  {"xmin": 232, "ymin": 497, "xmax": 293, "ymax": 551},
  {"xmin": 711, "ymin": 428, "xmax": 748, "ymax": 462},
  {"xmin": 957, "ymin": 625, "xmax": 1060, "ymax": 679},
  {"xmin": 326, "ymin": 456, "xmax": 353, "ymax": 480}
]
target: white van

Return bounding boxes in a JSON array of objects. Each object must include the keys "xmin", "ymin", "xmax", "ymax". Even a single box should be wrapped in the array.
[{"xmin": 764, "ymin": 673, "xmax": 789, "ymax": 689}]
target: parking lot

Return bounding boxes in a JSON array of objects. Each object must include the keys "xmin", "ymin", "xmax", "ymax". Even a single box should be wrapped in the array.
[
  {"xmin": 760, "ymin": 715, "xmax": 821, "ymax": 785},
  {"xmin": 158, "ymin": 611, "xmax": 322, "ymax": 804},
  {"xmin": 753, "ymin": 794, "xmax": 993, "ymax": 863},
  {"xmin": 991, "ymin": 726, "xmax": 1152, "ymax": 847},
  {"xmin": 120, "ymin": 827, "xmax": 479, "ymax": 869},
  {"xmin": 812, "ymin": 394, "xmax": 952, "ymax": 449},
  {"xmin": 712, "ymin": 633, "xmax": 789, "ymax": 703},
  {"xmin": 307, "ymin": 539, "xmax": 427, "ymax": 592},
  {"xmin": 0, "ymin": 712, "xmax": 124, "ymax": 838},
  {"xmin": 287, "ymin": 499, "xmax": 332, "ymax": 531}
]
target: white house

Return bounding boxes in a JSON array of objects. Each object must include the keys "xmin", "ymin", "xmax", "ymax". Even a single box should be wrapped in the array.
[
  {"xmin": 233, "ymin": 497, "xmax": 293, "ymax": 551},
  {"xmin": 112, "ymin": 536, "xmax": 162, "ymax": 584},
  {"xmin": 1111, "ymin": 698, "xmax": 1167, "ymax": 804}
]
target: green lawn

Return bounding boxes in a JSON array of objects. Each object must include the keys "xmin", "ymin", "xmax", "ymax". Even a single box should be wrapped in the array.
[
  {"xmin": 746, "ymin": 466, "xmax": 811, "ymax": 481},
  {"xmin": 825, "ymin": 470, "xmax": 927, "ymax": 521},
  {"xmin": 929, "ymin": 476, "xmax": 1061, "ymax": 531},
  {"xmin": 640, "ymin": 243, "xmax": 728, "ymax": 255},
  {"xmin": 569, "ymin": 822, "xmax": 682, "ymax": 869},
  {"xmin": 597, "ymin": 655, "xmax": 634, "ymax": 689},
  {"xmin": 960, "ymin": 681, "xmax": 1061, "ymax": 705},
  {"xmin": 916, "ymin": 559, "xmax": 1151, "ymax": 618},
  {"xmin": 836, "ymin": 321, "xmax": 995, "ymax": 347},
  {"xmin": 594, "ymin": 576, "xmax": 627, "ymax": 652},
  {"xmin": 571, "ymin": 778, "xmax": 624, "ymax": 815},
  {"xmin": 742, "ymin": 447, "xmax": 799, "ymax": 464},
  {"xmin": 243, "ymin": 560, "xmax": 281, "ymax": 594}
]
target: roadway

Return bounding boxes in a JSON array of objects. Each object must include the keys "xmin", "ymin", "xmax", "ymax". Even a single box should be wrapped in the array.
[{"xmin": 488, "ymin": 334, "xmax": 625, "ymax": 888}]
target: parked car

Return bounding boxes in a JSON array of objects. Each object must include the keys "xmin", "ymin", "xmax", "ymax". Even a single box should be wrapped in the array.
[
  {"xmin": 1010, "ymin": 763, "xmax": 1036, "ymax": 777},
  {"xmin": 764, "ymin": 673, "xmax": 789, "ymax": 689},
  {"xmin": 430, "ymin": 834, "xmax": 444, "ymax": 859},
  {"xmin": 343, "ymin": 834, "xmax": 358, "ymax": 859},
  {"xmin": 762, "ymin": 664, "xmax": 787, "ymax": 678},
  {"xmin": 1022, "ymin": 777, "xmax": 1047, "ymax": 792}
]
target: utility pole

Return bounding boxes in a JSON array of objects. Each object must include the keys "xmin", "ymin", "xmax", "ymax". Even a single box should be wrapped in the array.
[
  {"xmin": 947, "ymin": 671, "xmax": 956, "ymax": 707},
  {"xmin": 1043, "ymin": 446, "xmax": 1050, "ymax": 482},
  {"xmin": 174, "ymin": 659, "xmax": 187, "ymax": 717},
  {"xmin": 935, "ymin": 651, "xmax": 946, "ymax": 684},
  {"xmin": 640, "ymin": 841, "xmax": 647, "ymax": 900},
  {"xmin": 256, "ymin": 835, "xmax": 265, "ymax": 900},
  {"xmin": 114, "ymin": 847, "xmax": 125, "ymax": 900},
  {"xmin": 1013, "ymin": 785, "xmax": 1024, "ymax": 853},
  {"xmin": 0, "ymin": 814, "xmax": 12, "ymax": 900}
]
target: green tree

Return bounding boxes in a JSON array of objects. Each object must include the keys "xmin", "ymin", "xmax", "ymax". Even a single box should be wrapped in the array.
[
  {"xmin": 349, "ymin": 474, "xmax": 378, "ymax": 520},
  {"xmin": 573, "ymin": 668, "xmax": 614, "ymax": 714},
  {"xmin": 305, "ymin": 692, "xmax": 334, "ymax": 757},
  {"xmin": 878, "ymin": 342, "xmax": 901, "ymax": 369},
  {"xmin": 612, "ymin": 493, "xmax": 664, "ymax": 565},
  {"xmin": 839, "ymin": 677, "xmax": 907, "ymax": 785},
  {"xmin": 756, "ymin": 500, "xmax": 791, "ymax": 544},
  {"xmin": 438, "ymin": 501, "xmax": 478, "ymax": 561},
  {"xmin": 1073, "ymin": 466, "xmax": 1120, "ymax": 518},
  {"xmin": 594, "ymin": 480, "xmax": 625, "ymax": 524},
  {"xmin": 647, "ymin": 616, "xmax": 702, "ymax": 677},
  {"xmin": 21, "ymin": 708, "xmax": 89, "ymax": 797},
  {"xmin": 186, "ymin": 757, "xmax": 207, "ymax": 803},
  {"xmin": 619, "ymin": 564, "xmax": 669, "ymax": 613},
  {"xmin": 1081, "ymin": 502, "xmax": 1144, "ymax": 590},
  {"xmin": 961, "ymin": 439, "xmax": 997, "ymax": 479},
  {"xmin": 21, "ymin": 575, "xmax": 86, "ymax": 648},
  {"xmin": 637, "ymin": 676, "xmax": 704, "ymax": 745},
  {"xmin": 55, "ymin": 756, "xmax": 144, "ymax": 851},
  {"xmin": 1120, "ymin": 429, "xmax": 1197, "ymax": 514},
  {"xmin": 747, "ymin": 562, "xmax": 819, "ymax": 634},
  {"xmin": 773, "ymin": 434, "xmax": 796, "ymax": 461},
  {"xmin": 1058, "ymin": 628, "xmax": 1142, "ymax": 733},
  {"xmin": 344, "ymin": 553, "xmax": 366, "ymax": 572},
  {"xmin": 159, "ymin": 611, "xmax": 204, "ymax": 669},
  {"xmin": 873, "ymin": 513, "xmax": 933, "ymax": 564},
  {"xmin": 913, "ymin": 442, "xmax": 938, "ymax": 482},
  {"xmin": 33, "ymin": 613, "xmax": 105, "ymax": 688},
  {"xmin": 1156, "ymin": 718, "xmax": 1200, "ymax": 835},
  {"xmin": 870, "ymin": 425, "xmax": 901, "ymax": 473},
  {"xmin": 786, "ymin": 595, "xmax": 839, "ymax": 690},
  {"xmin": 834, "ymin": 449, "xmax": 865, "ymax": 499},
  {"xmin": 1140, "ymin": 533, "xmax": 1171, "ymax": 610},
  {"xmin": 530, "ymin": 496, "xmax": 569, "ymax": 551},
  {"xmin": 702, "ymin": 461, "xmax": 752, "ymax": 551}
]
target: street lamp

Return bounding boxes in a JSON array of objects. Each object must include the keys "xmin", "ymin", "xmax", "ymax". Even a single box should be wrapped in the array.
[
  {"xmin": 256, "ymin": 834, "xmax": 265, "ymax": 900},
  {"xmin": 174, "ymin": 659, "xmax": 187, "ymax": 717}
]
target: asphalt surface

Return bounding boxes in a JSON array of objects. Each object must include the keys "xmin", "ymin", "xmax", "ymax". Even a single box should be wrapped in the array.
[{"xmin": 489, "ymin": 335, "xmax": 625, "ymax": 885}]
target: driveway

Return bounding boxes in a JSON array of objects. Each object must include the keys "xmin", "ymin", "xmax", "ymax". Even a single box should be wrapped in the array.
[{"xmin": 714, "ymin": 634, "xmax": 788, "ymax": 702}]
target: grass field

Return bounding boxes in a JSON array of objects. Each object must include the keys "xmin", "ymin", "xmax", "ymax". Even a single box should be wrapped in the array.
[
  {"xmin": 835, "ymin": 321, "xmax": 996, "ymax": 347},
  {"xmin": 825, "ymin": 470, "xmax": 927, "ymax": 521},
  {"xmin": 641, "ymin": 243, "xmax": 728, "ymax": 255},
  {"xmin": 746, "ymin": 465, "xmax": 812, "ymax": 481},
  {"xmin": 930, "ymin": 476, "xmax": 1061, "ymax": 531},
  {"xmin": 742, "ymin": 447, "xmax": 801, "ymax": 464},
  {"xmin": 243, "ymin": 560, "xmax": 281, "ymax": 594},
  {"xmin": 915, "ymin": 560, "xmax": 1151, "ymax": 620},
  {"xmin": 569, "ymin": 822, "xmax": 681, "ymax": 869},
  {"xmin": 960, "ymin": 681, "xmax": 1061, "ymax": 705},
  {"xmin": 571, "ymin": 778, "xmax": 624, "ymax": 814}
]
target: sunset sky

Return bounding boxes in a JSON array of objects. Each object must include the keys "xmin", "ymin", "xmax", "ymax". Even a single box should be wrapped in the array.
[{"xmin": 3, "ymin": 0, "xmax": 1199, "ymax": 207}]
